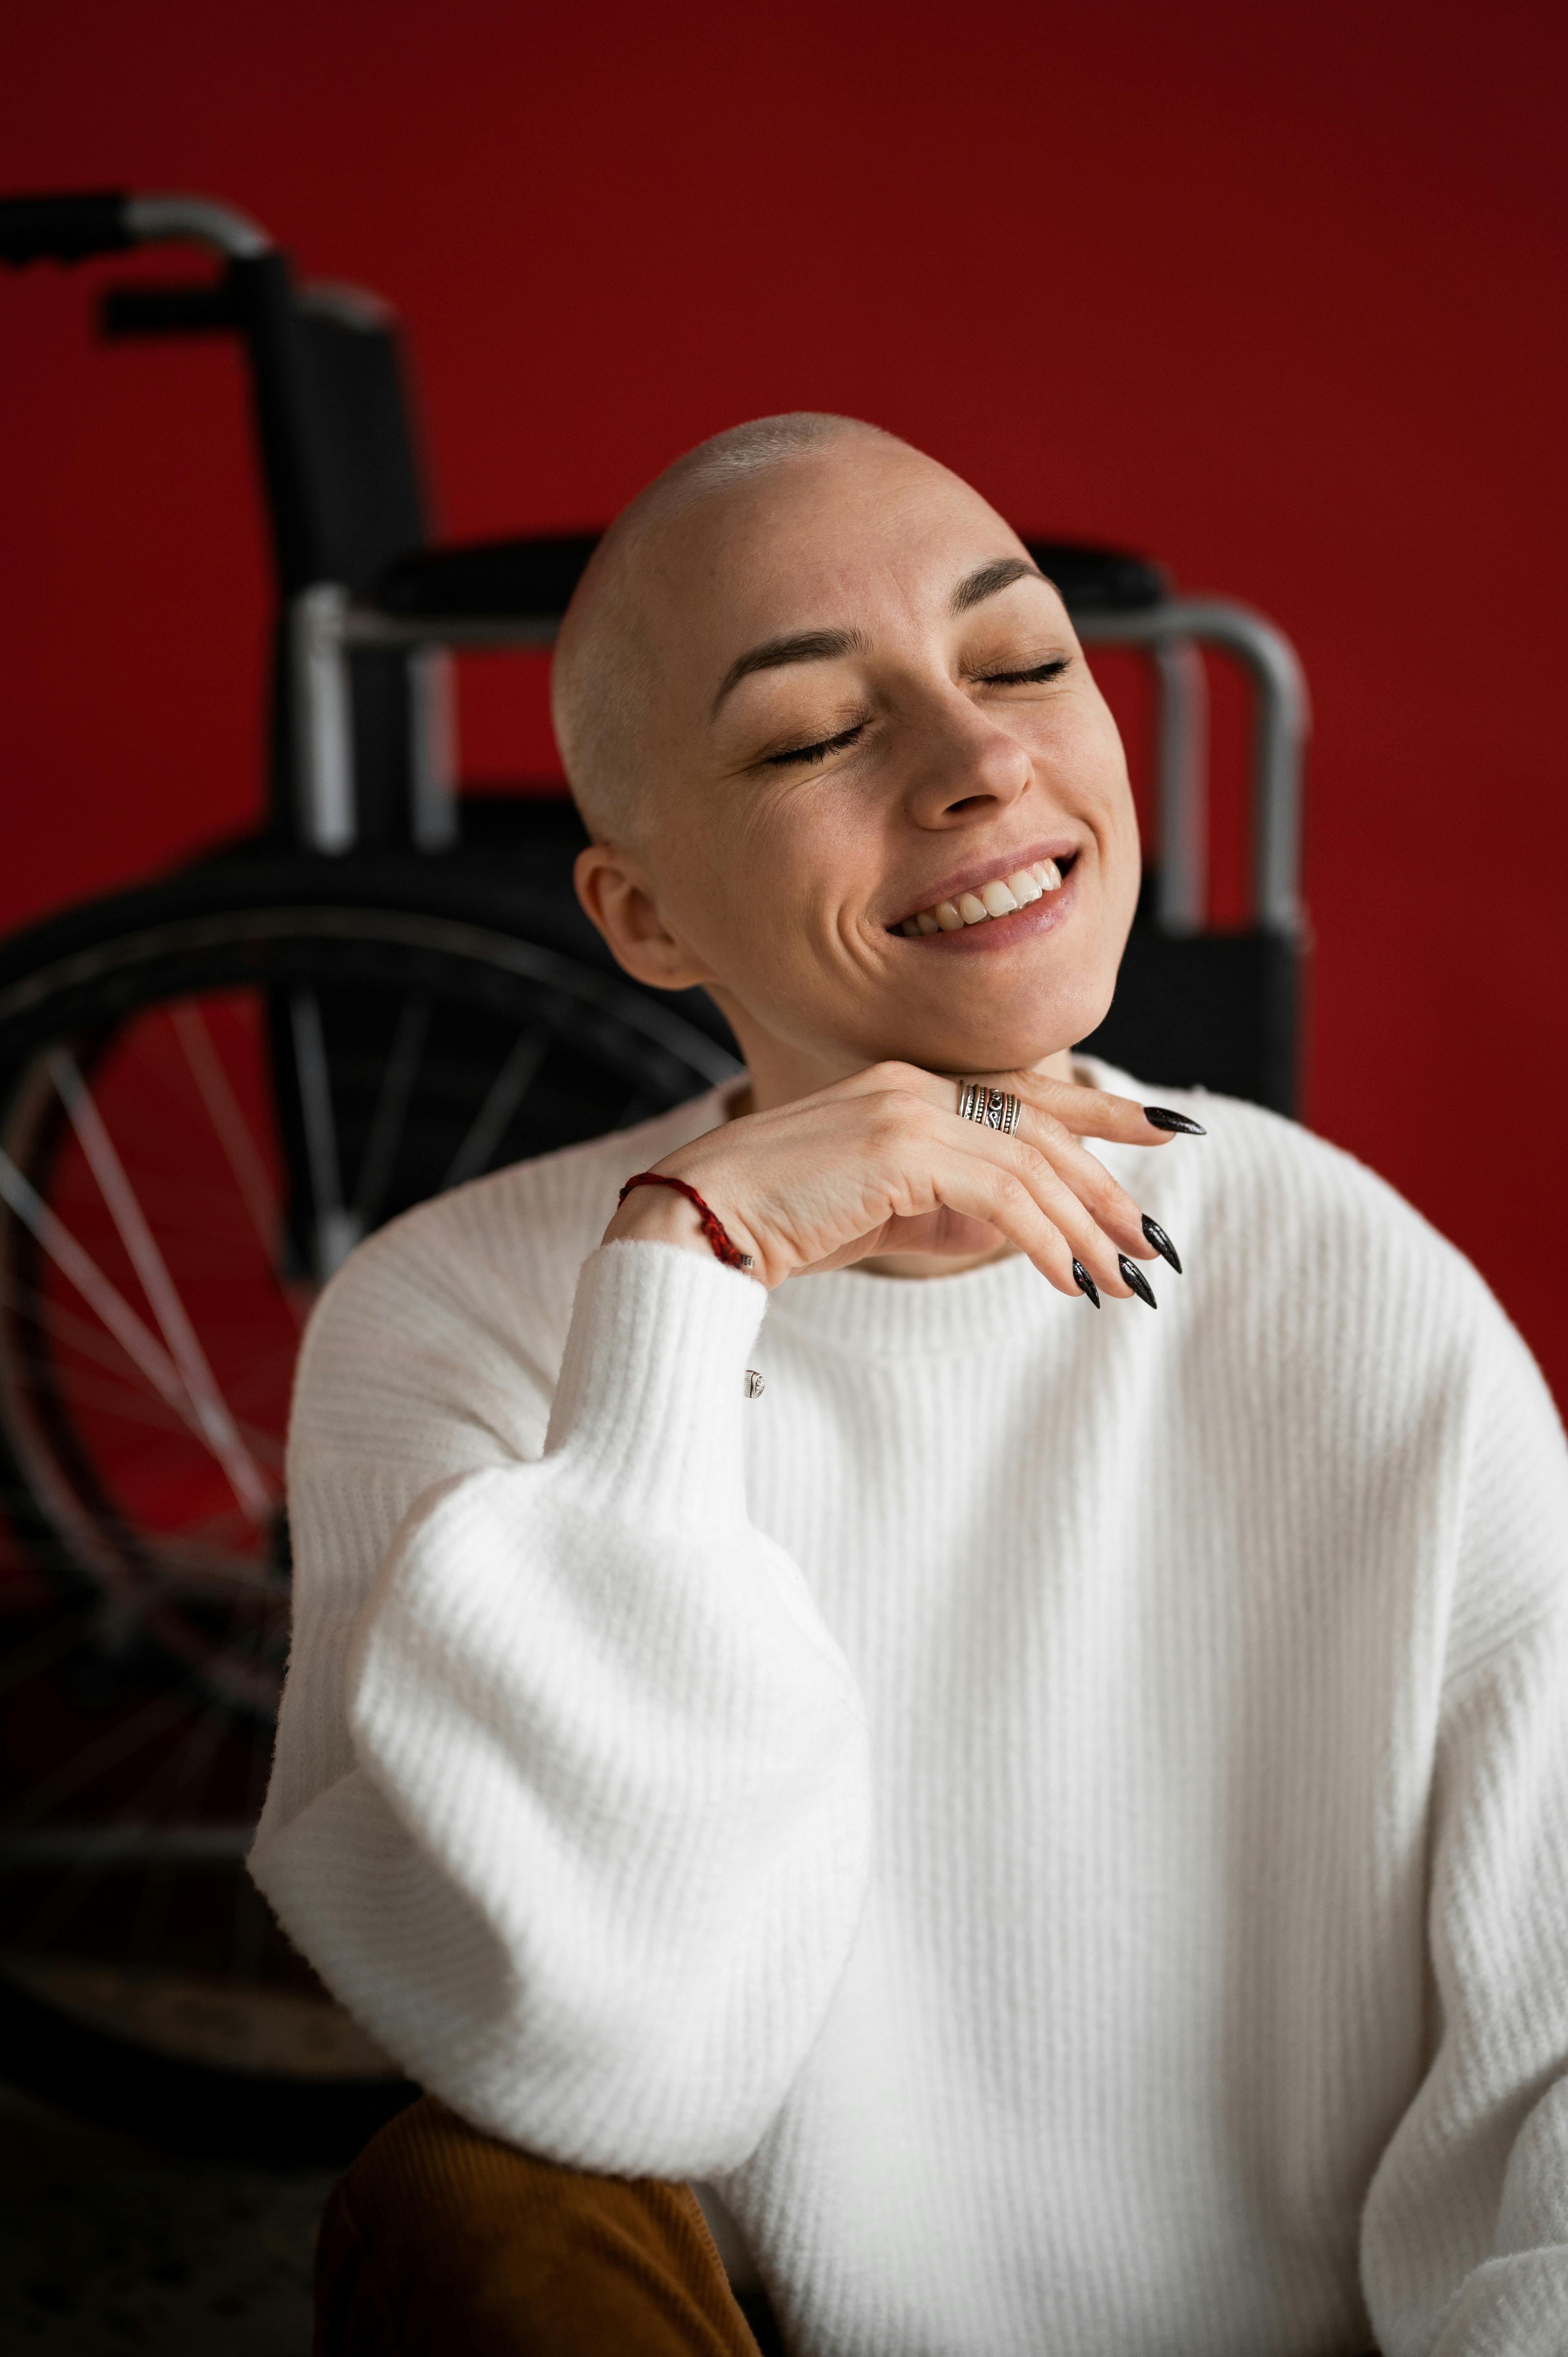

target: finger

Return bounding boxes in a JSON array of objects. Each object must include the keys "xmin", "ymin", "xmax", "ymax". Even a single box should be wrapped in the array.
[
  {"xmin": 927, "ymin": 1084, "xmax": 1152, "ymax": 1266},
  {"xmin": 846, "ymin": 1071, "xmax": 1145, "ymax": 1280},
  {"xmin": 943, "ymin": 1075, "xmax": 1193, "ymax": 1265},
  {"xmin": 914, "ymin": 1140, "xmax": 1088, "ymax": 1297},
  {"xmin": 967, "ymin": 1069, "xmax": 1205, "ymax": 1149},
  {"xmin": 942, "ymin": 1125, "xmax": 1139, "ymax": 1296},
  {"xmin": 850, "ymin": 1093, "xmax": 1083, "ymax": 1291},
  {"xmin": 1008, "ymin": 1118, "xmax": 1152, "ymax": 1262},
  {"xmin": 867, "ymin": 1095, "xmax": 1133, "ymax": 1296}
]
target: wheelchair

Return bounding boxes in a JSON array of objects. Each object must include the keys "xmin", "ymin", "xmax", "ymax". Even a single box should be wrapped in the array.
[{"xmin": 0, "ymin": 188, "xmax": 1309, "ymax": 2161}]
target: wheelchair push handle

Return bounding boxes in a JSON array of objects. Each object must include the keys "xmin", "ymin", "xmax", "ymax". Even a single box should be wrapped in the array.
[
  {"xmin": 0, "ymin": 190, "xmax": 133, "ymax": 267},
  {"xmin": 0, "ymin": 189, "xmax": 270, "ymax": 267}
]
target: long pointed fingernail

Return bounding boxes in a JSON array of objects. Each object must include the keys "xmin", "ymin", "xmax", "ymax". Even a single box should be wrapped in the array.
[
  {"xmin": 1141, "ymin": 1215, "xmax": 1182, "ymax": 1274},
  {"xmin": 1143, "ymin": 1105, "xmax": 1206, "ymax": 1136},
  {"xmin": 1118, "ymin": 1254, "xmax": 1158, "ymax": 1307},
  {"xmin": 1072, "ymin": 1259, "xmax": 1100, "ymax": 1307}
]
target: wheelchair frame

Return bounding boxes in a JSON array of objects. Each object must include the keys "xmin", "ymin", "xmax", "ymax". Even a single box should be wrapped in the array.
[
  {"xmin": 0, "ymin": 179, "xmax": 1313, "ymax": 2161},
  {"xmin": 2, "ymin": 186, "xmax": 1308, "ymax": 946}
]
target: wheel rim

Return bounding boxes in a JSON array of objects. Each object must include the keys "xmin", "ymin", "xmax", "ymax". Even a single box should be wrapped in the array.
[{"xmin": 0, "ymin": 904, "xmax": 735, "ymax": 2100}]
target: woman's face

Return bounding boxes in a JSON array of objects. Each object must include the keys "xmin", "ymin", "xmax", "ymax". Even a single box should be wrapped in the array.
[{"xmin": 576, "ymin": 440, "xmax": 1143, "ymax": 1088}]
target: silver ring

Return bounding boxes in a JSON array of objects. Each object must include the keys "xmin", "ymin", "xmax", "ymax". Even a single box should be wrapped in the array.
[{"xmin": 957, "ymin": 1081, "xmax": 1021, "ymax": 1136}]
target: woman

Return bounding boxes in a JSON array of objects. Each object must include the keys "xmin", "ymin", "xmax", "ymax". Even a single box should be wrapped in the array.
[{"xmin": 251, "ymin": 414, "xmax": 1568, "ymax": 2357}]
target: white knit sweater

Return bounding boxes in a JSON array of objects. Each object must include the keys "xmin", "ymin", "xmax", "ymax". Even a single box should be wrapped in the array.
[{"xmin": 251, "ymin": 1064, "xmax": 1568, "ymax": 2357}]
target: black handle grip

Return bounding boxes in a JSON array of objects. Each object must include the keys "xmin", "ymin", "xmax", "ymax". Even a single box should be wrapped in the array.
[
  {"xmin": 1023, "ymin": 541, "xmax": 1169, "ymax": 614},
  {"xmin": 100, "ymin": 282, "xmax": 240, "ymax": 338},
  {"xmin": 0, "ymin": 189, "xmax": 132, "ymax": 267},
  {"xmin": 374, "ymin": 534, "xmax": 603, "ymax": 622}
]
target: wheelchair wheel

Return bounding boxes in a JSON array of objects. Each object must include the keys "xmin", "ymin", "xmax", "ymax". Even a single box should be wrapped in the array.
[{"xmin": 0, "ymin": 869, "xmax": 737, "ymax": 2157}]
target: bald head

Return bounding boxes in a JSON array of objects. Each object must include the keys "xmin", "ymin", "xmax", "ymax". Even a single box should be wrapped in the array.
[
  {"xmin": 564, "ymin": 420, "xmax": 1137, "ymax": 1091},
  {"xmin": 551, "ymin": 412, "xmax": 905, "ymax": 839}
]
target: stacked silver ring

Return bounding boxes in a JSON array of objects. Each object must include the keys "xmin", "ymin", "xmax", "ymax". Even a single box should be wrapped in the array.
[{"xmin": 957, "ymin": 1081, "xmax": 1023, "ymax": 1135}]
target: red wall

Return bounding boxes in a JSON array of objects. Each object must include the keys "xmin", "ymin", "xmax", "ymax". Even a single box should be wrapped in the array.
[{"xmin": 2, "ymin": 2, "xmax": 1565, "ymax": 1389}]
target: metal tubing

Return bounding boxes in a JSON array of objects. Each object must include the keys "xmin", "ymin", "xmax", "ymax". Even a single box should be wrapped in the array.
[
  {"xmin": 47, "ymin": 1048, "xmax": 274, "ymax": 1524},
  {"xmin": 1077, "ymin": 598, "xmax": 1309, "ymax": 934},
  {"xmin": 1150, "ymin": 639, "xmax": 1208, "ymax": 934},
  {"xmin": 339, "ymin": 610, "xmax": 559, "ymax": 652},
  {"xmin": 322, "ymin": 590, "xmax": 1306, "ymax": 932},
  {"xmin": 317, "ymin": 604, "xmax": 554, "ymax": 852},
  {"xmin": 409, "ymin": 647, "xmax": 459, "ymax": 849},
  {"xmin": 0, "ymin": 1146, "xmax": 207, "ymax": 1443},
  {"xmin": 122, "ymin": 192, "xmax": 271, "ymax": 260},
  {"xmin": 289, "ymin": 583, "xmax": 356, "ymax": 853}
]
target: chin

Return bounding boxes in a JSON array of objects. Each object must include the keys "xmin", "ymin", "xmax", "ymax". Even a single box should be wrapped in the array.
[{"xmin": 877, "ymin": 970, "xmax": 1120, "ymax": 1077}]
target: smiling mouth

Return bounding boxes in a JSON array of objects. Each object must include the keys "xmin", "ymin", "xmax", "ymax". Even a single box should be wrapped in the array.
[{"xmin": 890, "ymin": 855, "xmax": 1076, "ymax": 936}]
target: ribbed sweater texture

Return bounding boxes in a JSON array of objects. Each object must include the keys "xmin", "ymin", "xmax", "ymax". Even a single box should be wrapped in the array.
[{"xmin": 250, "ymin": 1064, "xmax": 1568, "ymax": 2356}]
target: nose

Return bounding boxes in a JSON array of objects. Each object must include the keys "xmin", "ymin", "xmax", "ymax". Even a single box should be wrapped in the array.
[{"xmin": 902, "ymin": 688, "xmax": 1033, "ymax": 831}]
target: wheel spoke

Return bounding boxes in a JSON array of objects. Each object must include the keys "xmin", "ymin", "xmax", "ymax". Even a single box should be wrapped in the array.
[
  {"xmin": 0, "ymin": 1605, "xmax": 104, "ymax": 1699},
  {"xmin": 0, "ymin": 1825, "xmax": 254, "ymax": 1866},
  {"xmin": 354, "ymin": 992, "xmax": 431, "ymax": 1230},
  {"xmin": 129, "ymin": 1535, "xmax": 281, "ymax": 1597},
  {"xmin": 442, "ymin": 1028, "xmax": 547, "ymax": 1191},
  {"xmin": 0, "ymin": 1143, "xmax": 214, "ymax": 1452},
  {"xmin": 46, "ymin": 1051, "xmax": 274, "ymax": 1527},
  {"xmin": 290, "ymin": 990, "xmax": 361, "ymax": 1279},
  {"xmin": 171, "ymin": 1001, "xmax": 303, "ymax": 1329},
  {"xmin": 0, "ymin": 1282, "xmax": 288, "ymax": 1469},
  {"xmin": 2, "ymin": 1677, "xmax": 209, "ymax": 1833},
  {"xmin": 116, "ymin": 1636, "xmax": 249, "ymax": 1828}
]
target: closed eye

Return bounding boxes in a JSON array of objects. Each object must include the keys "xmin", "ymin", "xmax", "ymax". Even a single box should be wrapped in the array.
[
  {"xmin": 760, "ymin": 721, "xmax": 868, "ymax": 769},
  {"xmin": 976, "ymin": 656, "xmax": 1071, "ymax": 688}
]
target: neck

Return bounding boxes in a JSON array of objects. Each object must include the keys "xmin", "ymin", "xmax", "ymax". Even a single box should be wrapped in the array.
[{"xmin": 713, "ymin": 1001, "xmax": 1081, "ymax": 1281}]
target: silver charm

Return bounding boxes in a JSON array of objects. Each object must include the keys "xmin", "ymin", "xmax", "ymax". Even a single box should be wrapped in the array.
[{"xmin": 743, "ymin": 1369, "xmax": 765, "ymax": 1400}]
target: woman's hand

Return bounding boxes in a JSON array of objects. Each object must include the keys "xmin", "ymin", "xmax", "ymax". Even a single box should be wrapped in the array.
[{"xmin": 602, "ymin": 1062, "xmax": 1200, "ymax": 1301}]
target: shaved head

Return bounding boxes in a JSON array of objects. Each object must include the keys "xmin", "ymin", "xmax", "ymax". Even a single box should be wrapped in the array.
[
  {"xmin": 552, "ymin": 412, "xmax": 905, "ymax": 839},
  {"xmin": 565, "ymin": 413, "xmax": 1139, "ymax": 1091}
]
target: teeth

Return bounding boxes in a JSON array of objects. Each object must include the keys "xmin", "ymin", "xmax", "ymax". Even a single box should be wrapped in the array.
[{"xmin": 898, "ymin": 856, "xmax": 1068, "ymax": 937}]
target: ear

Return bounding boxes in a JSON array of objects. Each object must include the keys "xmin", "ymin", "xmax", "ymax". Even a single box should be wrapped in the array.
[{"xmin": 574, "ymin": 841, "xmax": 717, "ymax": 993}]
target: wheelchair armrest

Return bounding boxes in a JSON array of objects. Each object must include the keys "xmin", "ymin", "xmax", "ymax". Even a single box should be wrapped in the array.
[
  {"xmin": 374, "ymin": 534, "xmax": 602, "ymax": 624},
  {"xmin": 1023, "ymin": 542, "xmax": 1168, "ymax": 612},
  {"xmin": 373, "ymin": 533, "xmax": 1167, "ymax": 626}
]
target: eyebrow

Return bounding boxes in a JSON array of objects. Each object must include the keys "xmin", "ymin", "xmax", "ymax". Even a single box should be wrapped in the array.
[
  {"xmin": 951, "ymin": 555, "xmax": 1050, "ymax": 613},
  {"xmin": 711, "ymin": 626, "xmax": 869, "ymax": 716},
  {"xmin": 709, "ymin": 557, "xmax": 1050, "ymax": 717}
]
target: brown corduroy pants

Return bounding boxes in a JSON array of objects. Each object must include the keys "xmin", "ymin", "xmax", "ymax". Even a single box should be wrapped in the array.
[{"xmin": 314, "ymin": 2094, "xmax": 772, "ymax": 2356}]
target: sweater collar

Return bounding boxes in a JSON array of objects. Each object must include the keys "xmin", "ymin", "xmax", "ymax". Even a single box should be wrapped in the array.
[{"xmin": 761, "ymin": 1246, "xmax": 1076, "ymax": 1358}]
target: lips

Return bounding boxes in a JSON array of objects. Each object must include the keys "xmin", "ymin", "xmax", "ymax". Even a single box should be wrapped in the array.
[
  {"xmin": 897, "ymin": 857, "xmax": 1064, "ymax": 936},
  {"xmin": 887, "ymin": 847, "xmax": 1079, "ymax": 935}
]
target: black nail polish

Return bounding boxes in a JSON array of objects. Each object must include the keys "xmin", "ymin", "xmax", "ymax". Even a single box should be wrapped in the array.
[
  {"xmin": 1141, "ymin": 1214, "xmax": 1182, "ymax": 1274},
  {"xmin": 1072, "ymin": 1259, "xmax": 1100, "ymax": 1307},
  {"xmin": 1143, "ymin": 1105, "xmax": 1206, "ymax": 1136},
  {"xmin": 1118, "ymin": 1253, "xmax": 1158, "ymax": 1307}
]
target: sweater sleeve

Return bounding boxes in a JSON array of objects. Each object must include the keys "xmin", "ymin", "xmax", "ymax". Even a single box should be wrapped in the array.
[
  {"xmin": 1361, "ymin": 1308, "xmax": 1568, "ymax": 2355},
  {"xmin": 248, "ymin": 1238, "xmax": 873, "ymax": 2177}
]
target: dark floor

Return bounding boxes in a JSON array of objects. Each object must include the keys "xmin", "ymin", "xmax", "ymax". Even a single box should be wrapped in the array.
[{"xmin": 0, "ymin": 2084, "xmax": 331, "ymax": 2355}]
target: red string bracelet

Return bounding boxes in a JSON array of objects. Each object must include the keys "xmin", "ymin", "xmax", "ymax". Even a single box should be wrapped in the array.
[{"xmin": 617, "ymin": 1173, "xmax": 755, "ymax": 1272}]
